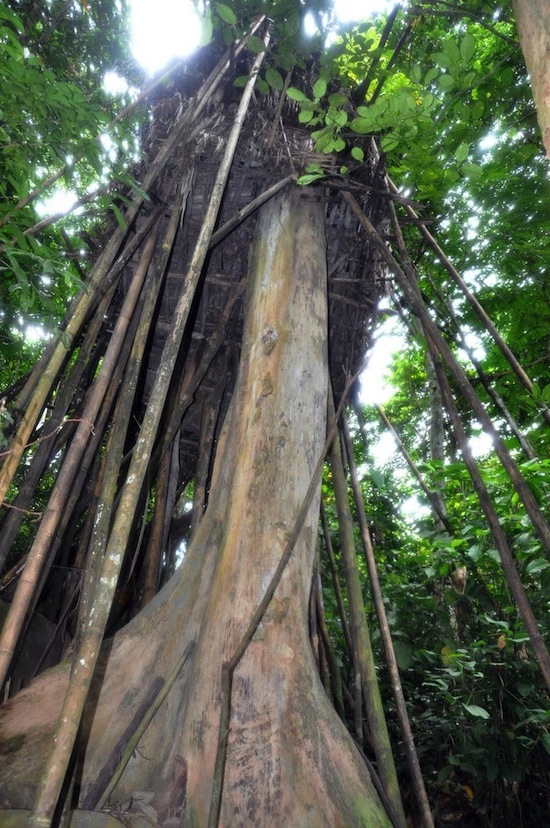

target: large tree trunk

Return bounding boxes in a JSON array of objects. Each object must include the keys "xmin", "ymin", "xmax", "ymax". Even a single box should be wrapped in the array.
[
  {"xmin": 0, "ymin": 188, "xmax": 391, "ymax": 826},
  {"xmin": 514, "ymin": 0, "xmax": 550, "ymax": 157}
]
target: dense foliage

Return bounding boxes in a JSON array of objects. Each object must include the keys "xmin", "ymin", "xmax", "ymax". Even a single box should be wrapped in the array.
[
  {"xmin": 1, "ymin": 0, "xmax": 549, "ymax": 824},
  {"xmin": 0, "ymin": 0, "xmax": 142, "ymax": 357}
]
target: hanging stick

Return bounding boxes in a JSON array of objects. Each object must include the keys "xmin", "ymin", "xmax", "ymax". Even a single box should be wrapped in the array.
[
  {"xmin": 28, "ymin": 178, "xmax": 189, "ymax": 822},
  {"xmin": 328, "ymin": 393, "xmax": 407, "ymax": 828},
  {"xmin": 431, "ymin": 352, "xmax": 550, "ymax": 692},
  {"xmin": 385, "ymin": 175, "xmax": 550, "ymax": 424},
  {"xmin": 0, "ymin": 228, "xmax": 160, "ymax": 691},
  {"xmin": 208, "ymin": 174, "xmax": 296, "ymax": 248},
  {"xmin": 343, "ymin": 191, "xmax": 550, "ymax": 557},
  {"xmin": 341, "ymin": 415, "xmax": 435, "ymax": 828},
  {"xmin": 418, "ymin": 270, "xmax": 537, "ymax": 459},
  {"xmin": 28, "ymin": 31, "xmax": 272, "ymax": 826},
  {"xmin": 320, "ymin": 501, "xmax": 354, "ymax": 658}
]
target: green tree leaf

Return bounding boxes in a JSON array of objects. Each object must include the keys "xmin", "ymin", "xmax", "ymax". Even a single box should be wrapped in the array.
[
  {"xmin": 463, "ymin": 704, "xmax": 490, "ymax": 719},
  {"xmin": 266, "ymin": 67, "xmax": 284, "ymax": 91},
  {"xmin": 287, "ymin": 87, "xmax": 306, "ymax": 101},
  {"xmin": 215, "ymin": 3, "xmax": 237, "ymax": 25},
  {"xmin": 460, "ymin": 33, "xmax": 476, "ymax": 65},
  {"xmin": 455, "ymin": 143, "xmax": 469, "ymax": 164},
  {"xmin": 350, "ymin": 117, "xmax": 373, "ymax": 135},
  {"xmin": 313, "ymin": 78, "xmax": 327, "ymax": 99}
]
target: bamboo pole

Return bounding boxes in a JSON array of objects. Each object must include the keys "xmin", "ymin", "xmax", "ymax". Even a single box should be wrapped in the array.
[
  {"xmin": 320, "ymin": 501, "xmax": 354, "ymax": 658},
  {"xmin": 386, "ymin": 175, "xmax": 550, "ymax": 424},
  {"xmin": 29, "ymin": 36, "xmax": 270, "ymax": 824},
  {"xmin": 0, "ymin": 229, "xmax": 159, "ymax": 689},
  {"xmin": 0, "ymin": 280, "xmax": 119, "ymax": 572},
  {"xmin": 343, "ymin": 191, "xmax": 550, "ymax": 557},
  {"xmin": 0, "ymin": 25, "xmax": 241, "ymax": 505},
  {"xmin": 313, "ymin": 572, "xmax": 346, "ymax": 720},
  {"xmin": 0, "ymin": 201, "xmax": 165, "ymax": 508},
  {"xmin": 431, "ymin": 353, "xmax": 550, "ymax": 691},
  {"xmin": 77, "ymin": 173, "xmax": 190, "ymax": 636},
  {"xmin": 341, "ymin": 415, "xmax": 435, "ymax": 828},
  {"xmin": 28, "ymin": 180, "xmax": 187, "ymax": 822},
  {"xmin": 141, "ymin": 446, "xmax": 172, "ymax": 608},
  {"xmin": 420, "ymin": 262, "xmax": 537, "ymax": 459},
  {"xmin": 328, "ymin": 394, "xmax": 407, "ymax": 828}
]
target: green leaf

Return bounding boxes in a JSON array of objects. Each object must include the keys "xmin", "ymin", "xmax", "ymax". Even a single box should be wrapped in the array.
[
  {"xmin": 463, "ymin": 162, "xmax": 482, "ymax": 179},
  {"xmin": 394, "ymin": 640, "xmax": 414, "ymax": 670},
  {"xmin": 200, "ymin": 12, "xmax": 213, "ymax": 46},
  {"xmin": 0, "ymin": 5, "xmax": 24, "ymax": 33},
  {"xmin": 351, "ymin": 147, "xmax": 364, "ymax": 162},
  {"xmin": 460, "ymin": 33, "xmax": 476, "ymax": 65},
  {"xmin": 455, "ymin": 142, "xmax": 469, "ymax": 164},
  {"xmin": 380, "ymin": 133, "xmax": 400, "ymax": 152},
  {"xmin": 233, "ymin": 75, "xmax": 249, "ymax": 88},
  {"xmin": 486, "ymin": 761, "xmax": 499, "ymax": 783},
  {"xmin": 266, "ymin": 68, "xmax": 284, "ymax": 91},
  {"xmin": 542, "ymin": 732, "xmax": 550, "ymax": 756},
  {"xmin": 516, "ymin": 681, "xmax": 534, "ymax": 698},
  {"xmin": 313, "ymin": 78, "xmax": 327, "ymax": 100},
  {"xmin": 333, "ymin": 109, "xmax": 348, "ymax": 127},
  {"xmin": 298, "ymin": 109, "xmax": 314, "ymax": 123},
  {"xmin": 256, "ymin": 79, "xmax": 269, "ymax": 96},
  {"xmin": 463, "ymin": 704, "xmax": 490, "ymax": 720},
  {"xmin": 350, "ymin": 117, "xmax": 373, "ymax": 135},
  {"xmin": 112, "ymin": 204, "xmax": 127, "ymax": 231},
  {"xmin": 297, "ymin": 173, "xmax": 325, "ymax": 186},
  {"xmin": 328, "ymin": 92, "xmax": 348, "ymax": 107},
  {"xmin": 526, "ymin": 558, "xmax": 550, "ymax": 574},
  {"xmin": 370, "ymin": 469, "xmax": 385, "ymax": 489},
  {"xmin": 410, "ymin": 65, "xmax": 422, "ymax": 84},
  {"xmin": 247, "ymin": 35, "xmax": 267, "ymax": 53},
  {"xmin": 424, "ymin": 67, "xmax": 439, "ymax": 85},
  {"xmin": 286, "ymin": 87, "xmax": 306, "ymax": 102},
  {"xmin": 438, "ymin": 74, "xmax": 455, "ymax": 90},
  {"xmin": 215, "ymin": 3, "xmax": 237, "ymax": 25}
]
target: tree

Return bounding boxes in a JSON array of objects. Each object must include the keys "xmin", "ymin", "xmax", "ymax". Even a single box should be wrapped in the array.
[
  {"xmin": 514, "ymin": 0, "xmax": 550, "ymax": 157},
  {"xmin": 0, "ymin": 3, "xmax": 400, "ymax": 823}
]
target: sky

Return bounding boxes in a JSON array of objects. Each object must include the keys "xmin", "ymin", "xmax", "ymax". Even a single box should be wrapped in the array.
[{"xmin": 131, "ymin": 0, "xmax": 393, "ymax": 74}]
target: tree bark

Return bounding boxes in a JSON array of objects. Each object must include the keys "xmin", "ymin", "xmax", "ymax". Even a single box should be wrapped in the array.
[
  {"xmin": 514, "ymin": 0, "xmax": 550, "ymax": 157},
  {"xmin": 0, "ymin": 188, "xmax": 391, "ymax": 826}
]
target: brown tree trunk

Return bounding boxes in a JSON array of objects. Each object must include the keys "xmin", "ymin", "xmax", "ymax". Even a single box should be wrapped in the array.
[
  {"xmin": 514, "ymin": 0, "xmax": 550, "ymax": 157},
  {"xmin": 0, "ymin": 188, "xmax": 391, "ymax": 826}
]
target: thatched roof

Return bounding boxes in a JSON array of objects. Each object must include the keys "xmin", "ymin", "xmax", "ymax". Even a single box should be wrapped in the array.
[{"xmin": 113, "ymin": 54, "xmax": 389, "ymax": 488}]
